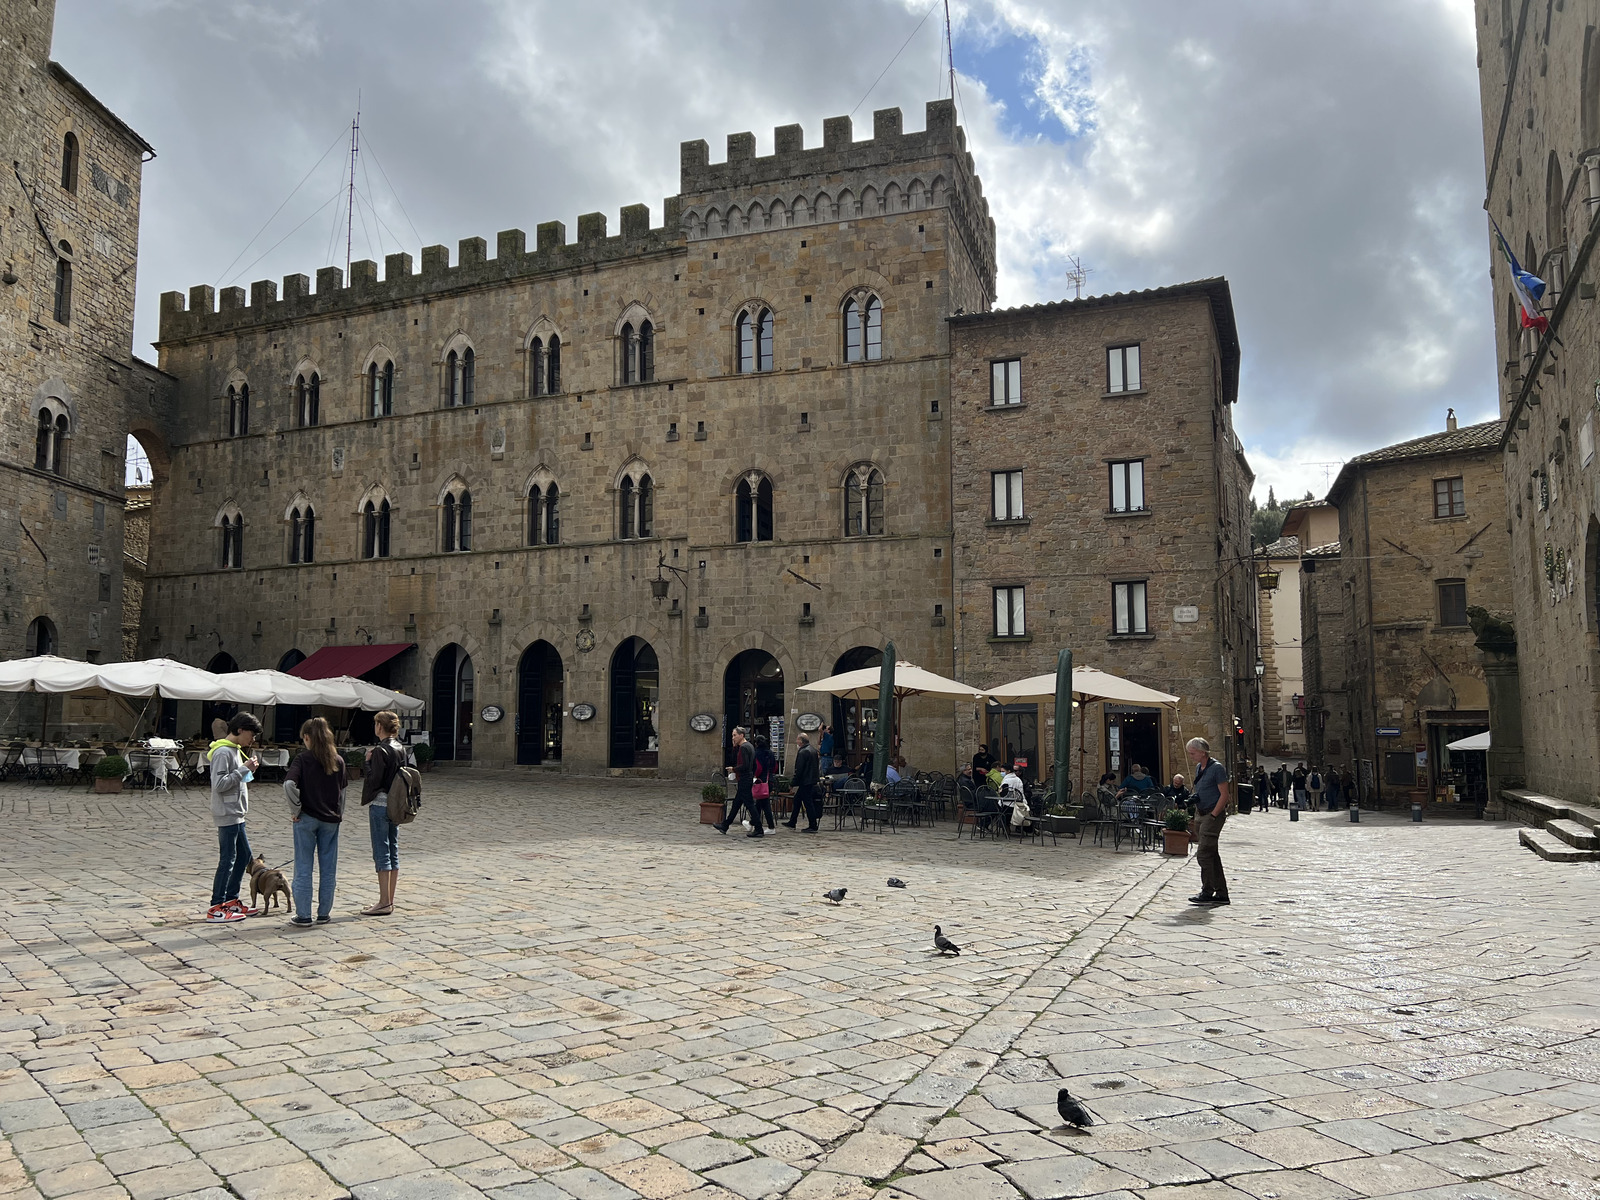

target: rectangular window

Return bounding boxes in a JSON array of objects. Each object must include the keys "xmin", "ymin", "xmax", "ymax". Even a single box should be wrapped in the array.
[
  {"xmin": 990, "ymin": 359, "xmax": 1021, "ymax": 406},
  {"xmin": 1109, "ymin": 460, "xmax": 1146, "ymax": 513},
  {"xmin": 1438, "ymin": 580, "xmax": 1468, "ymax": 627},
  {"xmin": 1433, "ymin": 476, "xmax": 1465, "ymax": 518},
  {"xmin": 1113, "ymin": 580, "xmax": 1148, "ymax": 634},
  {"xmin": 991, "ymin": 470, "xmax": 1023, "ymax": 520},
  {"xmin": 993, "ymin": 586, "xmax": 1025, "ymax": 637},
  {"xmin": 1107, "ymin": 344, "xmax": 1141, "ymax": 393}
]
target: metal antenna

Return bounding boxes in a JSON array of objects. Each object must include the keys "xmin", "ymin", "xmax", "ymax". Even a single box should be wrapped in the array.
[
  {"xmin": 1065, "ymin": 254, "xmax": 1090, "ymax": 300},
  {"xmin": 944, "ymin": 0, "xmax": 955, "ymax": 100},
  {"xmin": 344, "ymin": 93, "xmax": 360, "ymax": 277}
]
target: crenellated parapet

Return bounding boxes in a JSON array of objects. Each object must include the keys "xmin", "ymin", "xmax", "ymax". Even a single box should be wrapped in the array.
[
  {"xmin": 678, "ymin": 100, "xmax": 995, "ymax": 301},
  {"xmin": 157, "ymin": 200, "xmax": 680, "ymax": 343}
]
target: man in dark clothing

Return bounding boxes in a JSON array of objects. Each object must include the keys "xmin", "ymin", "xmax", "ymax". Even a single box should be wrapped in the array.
[
  {"xmin": 785, "ymin": 732, "xmax": 822, "ymax": 832},
  {"xmin": 1291, "ymin": 763, "xmax": 1308, "ymax": 809},
  {"xmin": 1186, "ymin": 736, "xmax": 1231, "ymax": 906},
  {"xmin": 716, "ymin": 727, "xmax": 758, "ymax": 837},
  {"xmin": 972, "ymin": 746, "xmax": 995, "ymax": 775}
]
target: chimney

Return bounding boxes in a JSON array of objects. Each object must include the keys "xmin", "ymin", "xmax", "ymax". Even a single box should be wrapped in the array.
[{"xmin": 1446, "ymin": 407, "xmax": 1458, "ymax": 432}]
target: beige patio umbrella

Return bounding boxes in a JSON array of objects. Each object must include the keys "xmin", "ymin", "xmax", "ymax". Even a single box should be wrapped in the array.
[
  {"xmin": 799, "ymin": 660, "xmax": 985, "ymax": 766},
  {"xmin": 984, "ymin": 667, "xmax": 1180, "ymax": 792}
]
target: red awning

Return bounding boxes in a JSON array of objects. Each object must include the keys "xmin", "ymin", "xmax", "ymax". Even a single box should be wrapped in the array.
[{"xmin": 289, "ymin": 643, "xmax": 415, "ymax": 681}]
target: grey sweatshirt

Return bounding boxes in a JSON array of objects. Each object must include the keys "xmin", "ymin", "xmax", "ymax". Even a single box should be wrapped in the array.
[{"xmin": 208, "ymin": 741, "xmax": 251, "ymax": 827}]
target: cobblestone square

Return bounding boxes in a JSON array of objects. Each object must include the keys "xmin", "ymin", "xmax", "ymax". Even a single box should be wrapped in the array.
[{"xmin": 2, "ymin": 778, "xmax": 1598, "ymax": 1200}]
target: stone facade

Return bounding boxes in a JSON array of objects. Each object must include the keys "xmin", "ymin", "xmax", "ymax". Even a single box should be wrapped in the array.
[
  {"xmin": 947, "ymin": 282, "xmax": 1257, "ymax": 790},
  {"xmin": 0, "ymin": 0, "xmax": 161, "ymax": 698},
  {"xmin": 1474, "ymin": 0, "xmax": 1600, "ymax": 805},
  {"xmin": 142, "ymin": 101, "xmax": 996, "ymax": 776},
  {"xmin": 1309, "ymin": 417, "xmax": 1511, "ymax": 806}
]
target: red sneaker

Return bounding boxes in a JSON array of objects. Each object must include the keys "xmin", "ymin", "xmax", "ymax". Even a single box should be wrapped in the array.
[
  {"xmin": 224, "ymin": 899, "xmax": 260, "ymax": 918},
  {"xmin": 205, "ymin": 904, "xmax": 245, "ymax": 923}
]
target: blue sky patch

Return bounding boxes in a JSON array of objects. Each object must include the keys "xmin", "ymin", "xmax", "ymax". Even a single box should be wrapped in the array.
[{"xmin": 958, "ymin": 24, "xmax": 1093, "ymax": 144}]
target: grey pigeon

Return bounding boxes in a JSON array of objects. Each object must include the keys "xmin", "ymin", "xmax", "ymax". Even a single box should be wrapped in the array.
[
  {"xmin": 933, "ymin": 925, "xmax": 960, "ymax": 955},
  {"xmin": 824, "ymin": 888, "xmax": 847, "ymax": 904},
  {"xmin": 1057, "ymin": 1088, "xmax": 1095, "ymax": 1128},
  {"xmin": 888, "ymin": 877, "xmax": 907, "ymax": 889}
]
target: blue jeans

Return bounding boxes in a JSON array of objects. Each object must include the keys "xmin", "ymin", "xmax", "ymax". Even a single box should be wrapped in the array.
[
  {"xmin": 293, "ymin": 815, "xmax": 340, "ymax": 920},
  {"xmin": 211, "ymin": 822, "xmax": 252, "ymax": 906},
  {"xmin": 368, "ymin": 803, "xmax": 399, "ymax": 872}
]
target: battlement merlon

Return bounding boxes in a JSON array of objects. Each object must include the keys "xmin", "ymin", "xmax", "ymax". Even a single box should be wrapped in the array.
[{"xmin": 157, "ymin": 199, "xmax": 682, "ymax": 345}]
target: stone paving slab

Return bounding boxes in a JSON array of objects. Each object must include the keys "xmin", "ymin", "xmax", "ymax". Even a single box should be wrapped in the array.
[{"xmin": 3, "ymin": 783, "xmax": 1600, "ymax": 1200}]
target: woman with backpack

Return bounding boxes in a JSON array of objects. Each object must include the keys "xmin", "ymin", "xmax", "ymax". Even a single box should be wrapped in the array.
[
  {"xmin": 361, "ymin": 710, "xmax": 407, "ymax": 916},
  {"xmin": 284, "ymin": 716, "xmax": 347, "ymax": 927}
]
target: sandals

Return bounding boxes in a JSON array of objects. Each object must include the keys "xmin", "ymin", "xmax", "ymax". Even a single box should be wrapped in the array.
[{"xmin": 360, "ymin": 904, "xmax": 394, "ymax": 917}]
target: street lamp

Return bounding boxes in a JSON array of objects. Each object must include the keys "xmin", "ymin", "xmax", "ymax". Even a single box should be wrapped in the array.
[
  {"xmin": 649, "ymin": 552, "xmax": 689, "ymax": 604},
  {"xmin": 1254, "ymin": 657, "xmax": 1265, "ymax": 679}
]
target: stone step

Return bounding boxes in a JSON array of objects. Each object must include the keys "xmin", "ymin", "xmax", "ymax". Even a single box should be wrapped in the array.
[
  {"xmin": 1519, "ymin": 827, "xmax": 1600, "ymax": 862},
  {"xmin": 1505, "ymin": 789, "xmax": 1570, "ymax": 820},
  {"xmin": 1547, "ymin": 819, "xmax": 1600, "ymax": 849},
  {"xmin": 1563, "ymin": 804, "xmax": 1600, "ymax": 831}
]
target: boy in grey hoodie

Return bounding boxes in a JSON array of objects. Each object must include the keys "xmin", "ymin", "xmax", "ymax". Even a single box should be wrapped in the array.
[{"xmin": 207, "ymin": 712, "xmax": 262, "ymax": 922}]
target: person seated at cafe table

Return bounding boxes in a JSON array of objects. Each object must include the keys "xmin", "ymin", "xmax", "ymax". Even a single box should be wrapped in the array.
[
  {"xmin": 1166, "ymin": 773, "xmax": 1193, "ymax": 812},
  {"xmin": 999, "ymin": 766, "xmax": 1025, "ymax": 798},
  {"xmin": 1118, "ymin": 763, "xmax": 1157, "ymax": 797},
  {"xmin": 885, "ymin": 757, "xmax": 904, "ymax": 784}
]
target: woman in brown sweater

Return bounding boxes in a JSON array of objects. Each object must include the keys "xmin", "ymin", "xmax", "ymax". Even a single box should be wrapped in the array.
[{"xmin": 284, "ymin": 717, "xmax": 347, "ymax": 927}]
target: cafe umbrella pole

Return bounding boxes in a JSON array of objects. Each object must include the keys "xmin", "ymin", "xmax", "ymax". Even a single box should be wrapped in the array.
[
  {"xmin": 1054, "ymin": 648, "xmax": 1072, "ymax": 813},
  {"xmin": 872, "ymin": 646, "xmax": 895, "ymax": 786}
]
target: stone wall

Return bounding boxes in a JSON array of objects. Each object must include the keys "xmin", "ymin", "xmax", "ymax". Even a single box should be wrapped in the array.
[
  {"xmin": 1475, "ymin": 0, "xmax": 1600, "ymax": 804},
  {"xmin": 947, "ymin": 282, "xmax": 1256, "ymax": 789},
  {"xmin": 0, "ymin": 0, "xmax": 155, "ymax": 683}
]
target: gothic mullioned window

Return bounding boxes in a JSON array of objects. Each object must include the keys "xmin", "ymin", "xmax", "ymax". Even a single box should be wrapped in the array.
[
  {"xmin": 529, "ymin": 480, "xmax": 560, "ymax": 546},
  {"xmin": 227, "ymin": 384, "xmax": 249, "ymax": 437},
  {"xmin": 441, "ymin": 483, "xmax": 472, "ymax": 552},
  {"xmin": 368, "ymin": 360, "xmax": 393, "ymax": 417},
  {"xmin": 289, "ymin": 503, "xmax": 316, "ymax": 564},
  {"xmin": 34, "ymin": 407, "xmax": 67, "ymax": 475},
  {"xmin": 843, "ymin": 295, "xmax": 882, "ymax": 362},
  {"xmin": 297, "ymin": 372, "xmax": 320, "ymax": 427},
  {"xmin": 620, "ymin": 320, "xmax": 656, "ymax": 384},
  {"xmin": 447, "ymin": 347, "xmax": 475, "ymax": 407},
  {"xmin": 735, "ymin": 473, "xmax": 774, "ymax": 543},
  {"xmin": 363, "ymin": 496, "xmax": 391, "ymax": 559},
  {"xmin": 843, "ymin": 464, "xmax": 885, "ymax": 536},
  {"xmin": 218, "ymin": 507, "xmax": 244, "ymax": 569},
  {"xmin": 737, "ymin": 307, "xmax": 773, "ymax": 373},
  {"xmin": 618, "ymin": 466, "xmax": 654, "ymax": 539}
]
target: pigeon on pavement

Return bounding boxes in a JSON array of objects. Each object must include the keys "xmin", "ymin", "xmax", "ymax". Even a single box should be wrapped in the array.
[
  {"xmin": 1056, "ymin": 1089, "xmax": 1096, "ymax": 1128},
  {"xmin": 933, "ymin": 926, "xmax": 960, "ymax": 955},
  {"xmin": 887, "ymin": 877, "xmax": 907, "ymax": 888},
  {"xmin": 824, "ymin": 888, "xmax": 847, "ymax": 904}
]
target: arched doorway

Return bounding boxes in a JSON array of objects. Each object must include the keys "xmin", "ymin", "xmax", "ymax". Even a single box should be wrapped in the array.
[
  {"xmin": 203, "ymin": 652, "xmax": 239, "ymax": 737},
  {"xmin": 724, "ymin": 649, "xmax": 783, "ymax": 766},
  {"xmin": 831, "ymin": 646, "xmax": 882, "ymax": 770},
  {"xmin": 431, "ymin": 644, "xmax": 474, "ymax": 761},
  {"xmin": 609, "ymin": 637, "xmax": 659, "ymax": 768},
  {"xmin": 274, "ymin": 649, "xmax": 309, "ymax": 742},
  {"xmin": 517, "ymin": 641, "xmax": 564, "ymax": 764}
]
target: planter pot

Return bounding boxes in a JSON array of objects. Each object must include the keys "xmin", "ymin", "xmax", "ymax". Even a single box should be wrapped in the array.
[
  {"xmin": 699, "ymin": 800, "xmax": 725, "ymax": 825},
  {"xmin": 94, "ymin": 776, "xmax": 123, "ymax": 794},
  {"xmin": 1163, "ymin": 829, "xmax": 1191, "ymax": 856},
  {"xmin": 1042, "ymin": 815, "xmax": 1078, "ymax": 835}
]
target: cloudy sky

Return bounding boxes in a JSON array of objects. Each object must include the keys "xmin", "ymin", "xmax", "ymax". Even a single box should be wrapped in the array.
[{"xmin": 55, "ymin": 0, "xmax": 1491, "ymax": 503}]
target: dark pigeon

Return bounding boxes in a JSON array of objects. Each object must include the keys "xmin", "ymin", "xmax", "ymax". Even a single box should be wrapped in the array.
[
  {"xmin": 933, "ymin": 925, "xmax": 960, "ymax": 955},
  {"xmin": 1057, "ymin": 1088, "xmax": 1096, "ymax": 1128},
  {"xmin": 888, "ymin": 877, "xmax": 907, "ymax": 889},
  {"xmin": 824, "ymin": 888, "xmax": 847, "ymax": 904}
]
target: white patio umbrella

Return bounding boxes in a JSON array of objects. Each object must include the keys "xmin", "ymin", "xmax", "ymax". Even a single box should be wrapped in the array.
[
  {"xmin": 327, "ymin": 675, "xmax": 426, "ymax": 714},
  {"xmin": 984, "ymin": 666, "xmax": 1180, "ymax": 707},
  {"xmin": 797, "ymin": 661, "xmax": 986, "ymax": 702},
  {"xmin": 0, "ymin": 655, "xmax": 106, "ymax": 694}
]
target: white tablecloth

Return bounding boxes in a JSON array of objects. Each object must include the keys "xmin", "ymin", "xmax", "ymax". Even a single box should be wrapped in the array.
[
  {"xmin": 256, "ymin": 748, "xmax": 291, "ymax": 768},
  {"xmin": 22, "ymin": 748, "xmax": 81, "ymax": 769}
]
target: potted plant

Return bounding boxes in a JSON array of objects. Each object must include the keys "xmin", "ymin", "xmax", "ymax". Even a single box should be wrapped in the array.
[
  {"xmin": 1041, "ymin": 803, "xmax": 1079, "ymax": 835},
  {"xmin": 1162, "ymin": 808, "xmax": 1191, "ymax": 856},
  {"xmin": 700, "ymin": 783, "xmax": 726, "ymax": 825},
  {"xmin": 341, "ymin": 748, "xmax": 364, "ymax": 779},
  {"xmin": 94, "ymin": 754, "xmax": 128, "ymax": 794},
  {"xmin": 413, "ymin": 742, "xmax": 435, "ymax": 772}
]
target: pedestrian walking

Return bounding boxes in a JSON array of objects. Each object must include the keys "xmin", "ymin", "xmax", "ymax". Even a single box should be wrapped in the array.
[
  {"xmin": 1340, "ymin": 765, "xmax": 1358, "ymax": 806},
  {"xmin": 753, "ymin": 734, "xmax": 778, "ymax": 832},
  {"xmin": 284, "ymin": 716, "xmax": 346, "ymax": 927},
  {"xmin": 786, "ymin": 732, "xmax": 821, "ymax": 832},
  {"xmin": 717, "ymin": 726, "xmax": 759, "ymax": 836},
  {"xmin": 1291, "ymin": 762, "xmax": 1308, "ymax": 810},
  {"xmin": 360, "ymin": 710, "xmax": 406, "ymax": 916},
  {"xmin": 1272, "ymin": 765, "xmax": 1288, "ymax": 807},
  {"xmin": 206, "ymin": 712, "xmax": 263, "ymax": 923},
  {"xmin": 1306, "ymin": 766, "xmax": 1326, "ymax": 811},
  {"xmin": 819, "ymin": 725, "xmax": 835, "ymax": 771},
  {"xmin": 1186, "ymin": 736, "xmax": 1231, "ymax": 907},
  {"xmin": 1252, "ymin": 765, "xmax": 1269, "ymax": 813}
]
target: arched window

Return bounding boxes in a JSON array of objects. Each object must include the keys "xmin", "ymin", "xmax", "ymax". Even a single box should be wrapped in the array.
[
  {"xmin": 297, "ymin": 372, "xmax": 321, "ymax": 427},
  {"xmin": 363, "ymin": 498, "xmax": 391, "ymax": 559},
  {"xmin": 844, "ymin": 295, "xmax": 882, "ymax": 362},
  {"xmin": 368, "ymin": 360, "xmax": 393, "ymax": 417},
  {"xmin": 617, "ymin": 468, "xmax": 653, "ymax": 539},
  {"xmin": 639, "ymin": 321, "xmax": 655, "ymax": 382},
  {"xmin": 289, "ymin": 504, "xmax": 315, "ymax": 564},
  {"xmin": 529, "ymin": 481, "xmax": 561, "ymax": 546},
  {"xmin": 227, "ymin": 384, "xmax": 249, "ymax": 437},
  {"xmin": 737, "ymin": 308, "xmax": 773, "ymax": 373},
  {"xmin": 60, "ymin": 132, "xmax": 79, "ymax": 193},
  {"xmin": 736, "ymin": 473, "xmax": 774, "ymax": 543},
  {"xmin": 220, "ymin": 512, "xmax": 243, "ymax": 569},
  {"xmin": 441, "ymin": 485, "xmax": 472, "ymax": 551},
  {"xmin": 843, "ymin": 464, "xmax": 885, "ymax": 537},
  {"xmin": 621, "ymin": 323, "xmax": 637, "ymax": 384},
  {"xmin": 27, "ymin": 616, "xmax": 56, "ymax": 656},
  {"xmin": 53, "ymin": 253, "xmax": 71, "ymax": 325}
]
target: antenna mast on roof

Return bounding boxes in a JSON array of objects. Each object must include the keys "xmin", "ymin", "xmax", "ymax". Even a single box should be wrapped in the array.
[
  {"xmin": 944, "ymin": 0, "xmax": 956, "ymax": 100},
  {"xmin": 1065, "ymin": 254, "xmax": 1090, "ymax": 300},
  {"xmin": 344, "ymin": 94, "xmax": 361, "ymax": 277}
]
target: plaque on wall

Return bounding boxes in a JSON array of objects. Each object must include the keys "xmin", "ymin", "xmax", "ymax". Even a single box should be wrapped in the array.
[
  {"xmin": 795, "ymin": 712, "xmax": 823, "ymax": 732},
  {"xmin": 571, "ymin": 702, "xmax": 596, "ymax": 722},
  {"xmin": 576, "ymin": 628, "xmax": 597, "ymax": 653},
  {"xmin": 689, "ymin": 713, "xmax": 716, "ymax": 733},
  {"xmin": 1173, "ymin": 605, "xmax": 1200, "ymax": 624},
  {"xmin": 479, "ymin": 705, "xmax": 504, "ymax": 723}
]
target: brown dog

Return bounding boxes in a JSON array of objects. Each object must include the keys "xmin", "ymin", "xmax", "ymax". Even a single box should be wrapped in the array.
[{"xmin": 246, "ymin": 855, "xmax": 291, "ymax": 915}]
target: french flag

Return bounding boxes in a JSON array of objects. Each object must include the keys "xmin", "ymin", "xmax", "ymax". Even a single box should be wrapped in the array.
[{"xmin": 1491, "ymin": 217, "xmax": 1549, "ymax": 334}]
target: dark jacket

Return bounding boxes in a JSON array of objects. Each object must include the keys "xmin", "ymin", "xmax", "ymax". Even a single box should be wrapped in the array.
[
  {"xmin": 792, "ymin": 745, "xmax": 820, "ymax": 794},
  {"xmin": 360, "ymin": 739, "xmax": 405, "ymax": 807},
  {"xmin": 286, "ymin": 750, "xmax": 348, "ymax": 823},
  {"xmin": 734, "ymin": 740, "xmax": 756, "ymax": 799}
]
